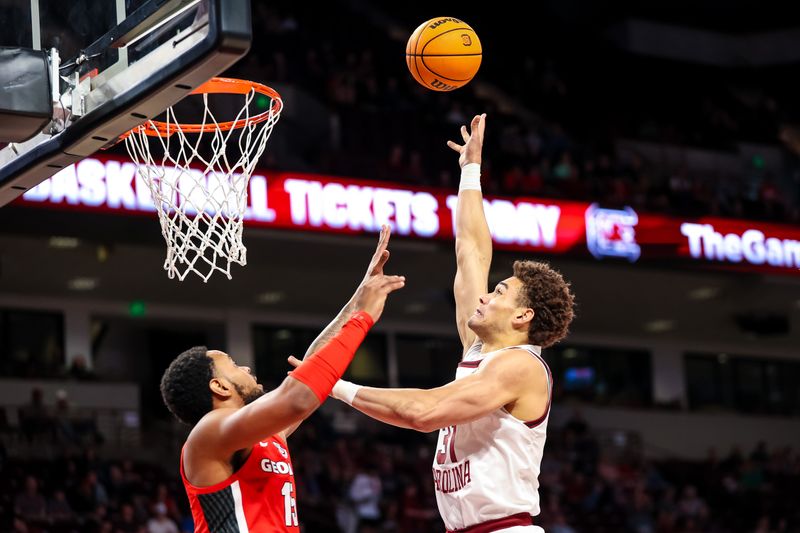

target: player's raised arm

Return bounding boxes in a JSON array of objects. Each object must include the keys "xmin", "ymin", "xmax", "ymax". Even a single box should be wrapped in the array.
[
  {"xmin": 448, "ymin": 114, "xmax": 491, "ymax": 352},
  {"xmin": 302, "ymin": 225, "xmax": 393, "ymax": 360},
  {"xmin": 280, "ymin": 226, "xmax": 393, "ymax": 439},
  {"xmin": 193, "ymin": 271, "xmax": 405, "ymax": 456}
]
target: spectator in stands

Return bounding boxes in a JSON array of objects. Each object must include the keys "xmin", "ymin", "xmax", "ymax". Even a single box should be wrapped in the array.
[
  {"xmin": 14, "ymin": 475, "xmax": 46, "ymax": 522},
  {"xmin": 677, "ymin": 485, "xmax": 708, "ymax": 522},
  {"xmin": 740, "ymin": 459, "xmax": 765, "ymax": 491},
  {"xmin": 552, "ymin": 151, "xmax": 578, "ymax": 182},
  {"xmin": 68, "ymin": 354, "xmax": 96, "ymax": 380},
  {"xmin": 147, "ymin": 502, "xmax": 178, "ymax": 533},
  {"xmin": 19, "ymin": 388, "xmax": 52, "ymax": 442},
  {"xmin": 70, "ymin": 470, "xmax": 108, "ymax": 514},
  {"xmin": 113, "ymin": 502, "xmax": 142, "ymax": 533},
  {"xmin": 152, "ymin": 482, "xmax": 181, "ymax": 524},
  {"xmin": 626, "ymin": 488, "xmax": 655, "ymax": 533},
  {"xmin": 107, "ymin": 464, "xmax": 131, "ymax": 503},
  {"xmin": 53, "ymin": 389, "xmax": 79, "ymax": 445},
  {"xmin": 348, "ymin": 463, "xmax": 382, "ymax": 532},
  {"xmin": 47, "ymin": 488, "xmax": 74, "ymax": 523}
]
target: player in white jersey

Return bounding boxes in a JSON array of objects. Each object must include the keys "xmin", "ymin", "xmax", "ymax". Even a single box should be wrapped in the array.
[{"xmin": 289, "ymin": 114, "xmax": 576, "ymax": 532}]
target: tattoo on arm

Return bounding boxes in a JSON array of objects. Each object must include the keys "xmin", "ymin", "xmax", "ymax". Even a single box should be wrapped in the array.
[{"xmin": 303, "ymin": 300, "xmax": 358, "ymax": 359}]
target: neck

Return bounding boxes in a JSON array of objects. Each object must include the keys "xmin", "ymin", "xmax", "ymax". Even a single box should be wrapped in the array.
[
  {"xmin": 212, "ymin": 396, "xmax": 244, "ymax": 410},
  {"xmin": 478, "ymin": 332, "xmax": 529, "ymax": 354}
]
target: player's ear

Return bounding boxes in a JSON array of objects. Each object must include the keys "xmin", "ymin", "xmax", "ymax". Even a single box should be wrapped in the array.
[
  {"xmin": 514, "ymin": 307, "xmax": 534, "ymax": 326},
  {"xmin": 209, "ymin": 377, "xmax": 232, "ymax": 399}
]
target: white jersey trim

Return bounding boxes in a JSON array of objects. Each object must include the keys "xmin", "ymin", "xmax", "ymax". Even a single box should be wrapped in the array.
[{"xmin": 230, "ymin": 480, "xmax": 250, "ymax": 533}]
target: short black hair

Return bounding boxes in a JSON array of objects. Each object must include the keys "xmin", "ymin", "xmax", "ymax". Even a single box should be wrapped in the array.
[{"xmin": 160, "ymin": 346, "xmax": 215, "ymax": 425}]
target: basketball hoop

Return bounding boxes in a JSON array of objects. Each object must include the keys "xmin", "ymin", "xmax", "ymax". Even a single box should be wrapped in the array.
[{"xmin": 123, "ymin": 77, "xmax": 282, "ymax": 282}]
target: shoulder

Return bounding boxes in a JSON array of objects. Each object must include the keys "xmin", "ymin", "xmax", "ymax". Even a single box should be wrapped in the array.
[
  {"xmin": 479, "ymin": 348, "xmax": 548, "ymax": 384},
  {"xmin": 185, "ymin": 407, "xmax": 239, "ymax": 454}
]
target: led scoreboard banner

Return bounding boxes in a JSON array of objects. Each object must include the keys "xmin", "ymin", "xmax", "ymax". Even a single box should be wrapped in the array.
[{"xmin": 14, "ymin": 156, "xmax": 800, "ymax": 276}]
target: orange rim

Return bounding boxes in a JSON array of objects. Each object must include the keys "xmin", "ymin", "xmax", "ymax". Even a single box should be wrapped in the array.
[{"xmin": 124, "ymin": 77, "xmax": 282, "ymax": 138}]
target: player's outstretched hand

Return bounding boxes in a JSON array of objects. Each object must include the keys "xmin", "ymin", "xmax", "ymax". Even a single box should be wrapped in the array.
[
  {"xmin": 361, "ymin": 225, "xmax": 392, "ymax": 283},
  {"xmin": 447, "ymin": 113, "xmax": 486, "ymax": 169},
  {"xmin": 354, "ymin": 273, "xmax": 405, "ymax": 323}
]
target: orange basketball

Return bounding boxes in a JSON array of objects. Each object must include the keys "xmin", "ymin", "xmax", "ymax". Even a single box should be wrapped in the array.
[{"xmin": 405, "ymin": 17, "xmax": 482, "ymax": 91}]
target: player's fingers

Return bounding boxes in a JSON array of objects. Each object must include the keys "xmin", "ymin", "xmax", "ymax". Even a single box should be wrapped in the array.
[
  {"xmin": 379, "ymin": 274, "xmax": 405, "ymax": 286},
  {"xmin": 376, "ymin": 250, "xmax": 390, "ymax": 269},
  {"xmin": 478, "ymin": 113, "xmax": 487, "ymax": 139},
  {"xmin": 446, "ymin": 140, "xmax": 462, "ymax": 152},
  {"xmin": 384, "ymin": 279, "xmax": 406, "ymax": 293},
  {"xmin": 369, "ymin": 226, "xmax": 389, "ymax": 267},
  {"xmin": 287, "ymin": 356, "xmax": 302, "ymax": 368},
  {"xmin": 469, "ymin": 115, "xmax": 482, "ymax": 139},
  {"xmin": 460, "ymin": 125, "xmax": 470, "ymax": 143},
  {"xmin": 376, "ymin": 224, "xmax": 389, "ymax": 250}
]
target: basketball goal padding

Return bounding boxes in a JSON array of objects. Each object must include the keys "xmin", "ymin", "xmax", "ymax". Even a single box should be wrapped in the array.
[
  {"xmin": 0, "ymin": 0, "xmax": 253, "ymax": 207},
  {"xmin": 0, "ymin": 48, "xmax": 52, "ymax": 143}
]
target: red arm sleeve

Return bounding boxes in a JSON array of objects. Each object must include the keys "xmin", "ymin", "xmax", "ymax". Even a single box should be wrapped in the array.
[{"xmin": 288, "ymin": 311, "xmax": 374, "ymax": 403}]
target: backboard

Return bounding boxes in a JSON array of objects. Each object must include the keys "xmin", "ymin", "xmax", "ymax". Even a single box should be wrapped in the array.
[{"xmin": 0, "ymin": 0, "xmax": 253, "ymax": 206}]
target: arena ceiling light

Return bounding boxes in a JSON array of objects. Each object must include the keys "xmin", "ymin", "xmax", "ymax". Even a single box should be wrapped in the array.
[
  {"xmin": 256, "ymin": 291, "xmax": 284, "ymax": 304},
  {"xmin": 688, "ymin": 286, "xmax": 720, "ymax": 300},
  {"xmin": 48, "ymin": 236, "xmax": 79, "ymax": 249},
  {"xmin": 68, "ymin": 277, "xmax": 98, "ymax": 291},
  {"xmin": 643, "ymin": 319, "xmax": 675, "ymax": 333}
]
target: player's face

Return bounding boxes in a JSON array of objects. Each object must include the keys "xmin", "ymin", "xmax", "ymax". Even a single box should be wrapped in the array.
[
  {"xmin": 469, "ymin": 277, "xmax": 526, "ymax": 331},
  {"xmin": 208, "ymin": 351, "xmax": 265, "ymax": 404}
]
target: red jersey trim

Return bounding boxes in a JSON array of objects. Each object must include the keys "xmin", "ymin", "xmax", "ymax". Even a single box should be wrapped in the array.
[
  {"xmin": 524, "ymin": 352, "xmax": 553, "ymax": 428},
  {"xmin": 447, "ymin": 512, "xmax": 535, "ymax": 532}
]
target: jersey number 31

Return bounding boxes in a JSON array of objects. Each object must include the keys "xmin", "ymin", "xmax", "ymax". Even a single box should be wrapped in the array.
[{"xmin": 436, "ymin": 425, "xmax": 458, "ymax": 464}]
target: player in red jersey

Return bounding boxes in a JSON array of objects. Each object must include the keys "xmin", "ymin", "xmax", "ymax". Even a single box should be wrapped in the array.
[{"xmin": 159, "ymin": 227, "xmax": 404, "ymax": 532}]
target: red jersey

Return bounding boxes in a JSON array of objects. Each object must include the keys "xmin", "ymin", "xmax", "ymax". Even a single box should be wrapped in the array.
[{"xmin": 181, "ymin": 435, "xmax": 299, "ymax": 532}]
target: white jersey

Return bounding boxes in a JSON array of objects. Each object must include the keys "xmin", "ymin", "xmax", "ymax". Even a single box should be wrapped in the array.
[{"xmin": 432, "ymin": 341, "xmax": 551, "ymax": 532}]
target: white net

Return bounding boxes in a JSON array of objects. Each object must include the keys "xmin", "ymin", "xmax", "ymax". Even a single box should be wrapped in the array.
[{"xmin": 124, "ymin": 83, "xmax": 281, "ymax": 282}]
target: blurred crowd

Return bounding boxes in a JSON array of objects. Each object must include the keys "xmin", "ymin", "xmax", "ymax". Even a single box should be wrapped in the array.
[
  {"xmin": 3, "ymin": 407, "xmax": 799, "ymax": 533},
  {"xmin": 14, "ymin": 387, "xmax": 102, "ymax": 449},
  {"xmin": 536, "ymin": 413, "xmax": 799, "ymax": 533},
  {"xmin": 227, "ymin": 3, "xmax": 800, "ymax": 224}
]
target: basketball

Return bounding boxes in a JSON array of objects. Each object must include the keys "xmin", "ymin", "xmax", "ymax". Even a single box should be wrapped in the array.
[{"xmin": 405, "ymin": 17, "xmax": 482, "ymax": 91}]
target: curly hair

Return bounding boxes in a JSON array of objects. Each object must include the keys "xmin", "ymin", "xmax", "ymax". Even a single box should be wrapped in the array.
[
  {"xmin": 160, "ymin": 346, "xmax": 215, "ymax": 426},
  {"xmin": 512, "ymin": 260, "xmax": 575, "ymax": 348}
]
